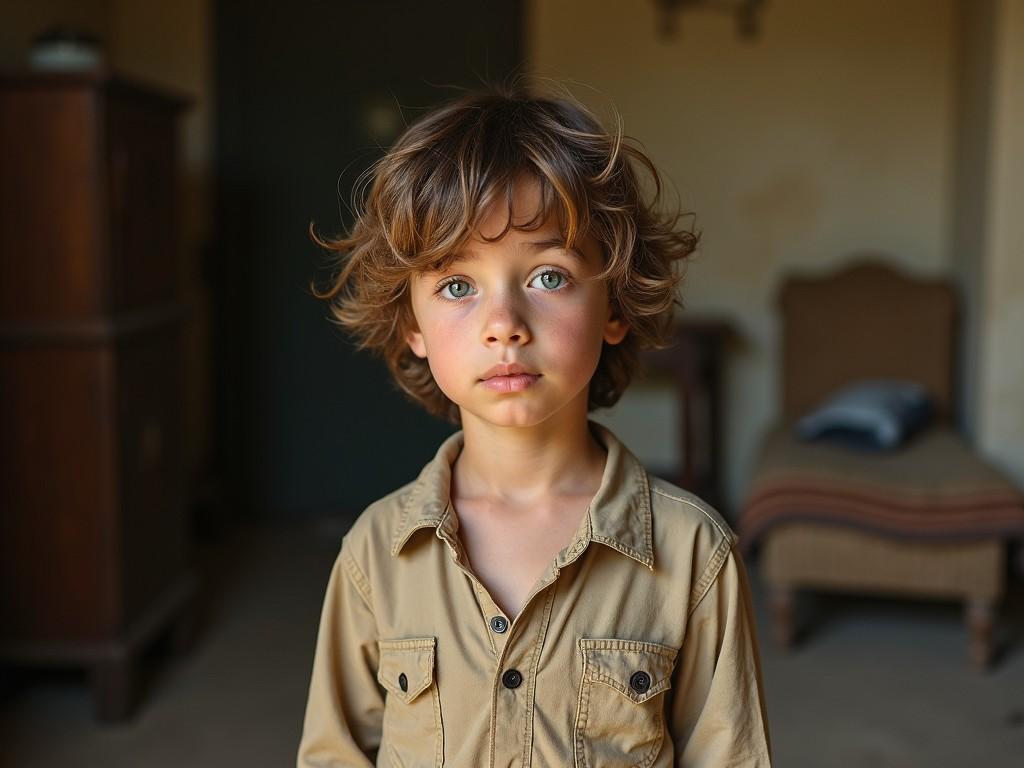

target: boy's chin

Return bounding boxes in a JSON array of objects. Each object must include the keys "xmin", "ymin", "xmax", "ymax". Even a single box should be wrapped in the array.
[
  {"xmin": 457, "ymin": 402, "xmax": 559, "ymax": 430},
  {"xmin": 460, "ymin": 397, "xmax": 589, "ymax": 434}
]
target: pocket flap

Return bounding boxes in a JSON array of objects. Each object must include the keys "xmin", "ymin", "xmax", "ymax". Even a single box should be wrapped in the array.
[
  {"xmin": 579, "ymin": 638, "xmax": 678, "ymax": 704},
  {"xmin": 377, "ymin": 636, "xmax": 436, "ymax": 703}
]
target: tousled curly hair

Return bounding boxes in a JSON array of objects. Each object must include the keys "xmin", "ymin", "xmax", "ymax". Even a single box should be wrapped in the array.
[{"xmin": 310, "ymin": 82, "xmax": 698, "ymax": 425}]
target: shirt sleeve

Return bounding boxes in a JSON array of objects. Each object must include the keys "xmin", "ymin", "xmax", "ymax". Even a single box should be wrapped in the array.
[
  {"xmin": 297, "ymin": 538, "xmax": 384, "ymax": 767},
  {"xmin": 668, "ymin": 540, "xmax": 773, "ymax": 767}
]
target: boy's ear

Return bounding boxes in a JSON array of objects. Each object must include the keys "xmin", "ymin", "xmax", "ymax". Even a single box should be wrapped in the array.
[
  {"xmin": 405, "ymin": 327, "xmax": 428, "ymax": 358},
  {"xmin": 603, "ymin": 310, "xmax": 629, "ymax": 346}
]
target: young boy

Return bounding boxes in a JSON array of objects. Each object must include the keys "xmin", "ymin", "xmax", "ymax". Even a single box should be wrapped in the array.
[{"xmin": 298, "ymin": 84, "xmax": 772, "ymax": 767}]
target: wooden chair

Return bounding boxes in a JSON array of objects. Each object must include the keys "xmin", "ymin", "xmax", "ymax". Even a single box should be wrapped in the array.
[{"xmin": 738, "ymin": 259, "xmax": 1024, "ymax": 668}]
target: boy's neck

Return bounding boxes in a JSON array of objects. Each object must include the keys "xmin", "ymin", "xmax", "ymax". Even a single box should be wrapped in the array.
[{"xmin": 453, "ymin": 404, "xmax": 607, "ymax": 505}]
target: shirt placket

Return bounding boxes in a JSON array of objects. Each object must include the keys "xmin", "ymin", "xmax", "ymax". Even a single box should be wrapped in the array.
[
  {"xmin": 435, "ymin": 500, "xmax": 593, "ymax": 767},
  {"xmin": 434, "ymin": 503, "xmax": 515, "ymax": 655},
  {"xmin": 473, "ymin": 581, "xmax": 512, "ymax": 657}
]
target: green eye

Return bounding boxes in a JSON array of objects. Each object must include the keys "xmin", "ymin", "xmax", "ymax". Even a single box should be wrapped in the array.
[
  {"xmin": 533, "ymin": 270, "xmax": 566, "ymax": 291},
  {"xmin": 443, "ymin": 280, "xmax": 471, "ymax": 299}
]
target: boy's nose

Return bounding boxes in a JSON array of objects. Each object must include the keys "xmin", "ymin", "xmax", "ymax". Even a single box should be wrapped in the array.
[{"xmin": 482, "ymin": 302, "xmax": 531, "ymax": 346}]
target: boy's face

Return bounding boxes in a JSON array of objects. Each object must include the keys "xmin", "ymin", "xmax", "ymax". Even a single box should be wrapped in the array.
[{"xmin": 405, "ymin": 175, "xmax": 629, "ymax": 429}]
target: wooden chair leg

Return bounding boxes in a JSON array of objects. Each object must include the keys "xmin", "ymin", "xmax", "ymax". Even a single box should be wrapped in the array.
[
  {"xmin": 966, "ymin": 597, "xmax": 995, "ymax": 670},
  {"xmin": 770, "ymin": 586, "xmax": 796, "ymax": 649}
]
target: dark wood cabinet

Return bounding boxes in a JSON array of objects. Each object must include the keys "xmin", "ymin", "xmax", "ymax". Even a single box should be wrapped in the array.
[{"xmin": 0, "ymin": 71, "xmax": 197, "ymax": 722}]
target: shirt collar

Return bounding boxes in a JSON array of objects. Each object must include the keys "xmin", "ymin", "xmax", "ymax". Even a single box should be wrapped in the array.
[{"xmin": 390, "ymin": 420, "xmax": 654, "ymax": 570}]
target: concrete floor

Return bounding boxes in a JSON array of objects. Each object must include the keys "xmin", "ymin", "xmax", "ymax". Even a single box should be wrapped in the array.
[{"xmin": 2, "ymin": 520, "xmax": 1023, "ymax": 767}]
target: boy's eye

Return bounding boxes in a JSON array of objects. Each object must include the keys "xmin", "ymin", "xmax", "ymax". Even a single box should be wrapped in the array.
[
  {"xmin": 439, "ymin": 280, "xmax": 473, "ymax": 300},
  {"xmin": 434, "ymin": 269, "xmax": 570, "ymax": 302},
  {"xmin": 531, "ymin": 270, "xmax": 567, "ymax": 291}
]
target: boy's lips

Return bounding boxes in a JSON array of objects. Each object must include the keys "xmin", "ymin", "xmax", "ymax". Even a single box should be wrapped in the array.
[
  {"xmin": 479, "ymin": 362, "xmax": 538, "ymax": 380},
  {"xmin": 478, "ymin": 363, "xmax": 542, "ymax": 393}
]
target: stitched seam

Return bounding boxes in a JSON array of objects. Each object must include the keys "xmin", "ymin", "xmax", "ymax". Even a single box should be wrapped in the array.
[
  {"xmin": 488, "ymin": 648, "xmax": 501, "ymax": 768},
  {"xmin": 521, "ymin": 587, "xmax": 556, "ymax": 767},
  {"xmin": 579, "ymin": 638, "xmax": 677, "ymax": 656},
  {"xmin": 387, "ymin": 742, "xmax": 404, "ymax": 767},
  {"xmin": 651, "ymin": 486, "xmax": 738, "ymax": 548},
  {"xmin": 340, "ymin": 546, "xmax": 373, "ymax": 609},
  {"xmin": 637, "ymin": 462, "xmax": 653, "ymax": 563},
  {"xmin": 575, "ymin": 642, "xmax": 592, "ymax": 768},
  {"xmin": 431, "ymin": 680, "xmax": 443, "ymax": 767},
  {"xmin": 392, "ymin": 518, "xmax": 444, "ymax": 556},
  {"xmin": 638, "ymin": 712, "xmax": 666, "ymax": 768},
  {"xmin": 376, "ymin": 646, "xmax": 434, "ymax": 700},
  {"xmin": 378, "ymin": 637, "xmax": 436, "ymax": 651},
  {"xmin": 476, "ymin": 583, "xmax": 498, "ymax": 657},
  {"xmin": 392, "ymin": 484, "xmax": 419, "ymax": 555},
  {"xmin": 688, "ymin": 535, "xmax": 734, "ymax": 617},
  {"xmin": 590, "ymin": 534, "xmax": 650, "ymax": 563},
  {"xmin": 587, "ymin": 671, "xmax": 671, "ymax": 702}
]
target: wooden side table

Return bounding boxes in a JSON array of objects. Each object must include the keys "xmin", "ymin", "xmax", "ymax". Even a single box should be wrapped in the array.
[{"xmin": 639, "ymin": 317, "xmax": 734, "ymax": 512}]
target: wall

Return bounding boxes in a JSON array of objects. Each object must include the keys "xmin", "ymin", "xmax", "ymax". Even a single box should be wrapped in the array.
[
  {"xmin": 976, "ymin": 0, "xmax": 1024, "ymax": 484},
  {"xmin": 0, "ymin": 2, "xmax": 109, "ymax": 68},
  {"xmin": 528, "ymin": 0, "xmax": 958, "ymax": 516},
  {"xmin": 950, "ymin": 0, "xmax": 995, "ymax": 444}
]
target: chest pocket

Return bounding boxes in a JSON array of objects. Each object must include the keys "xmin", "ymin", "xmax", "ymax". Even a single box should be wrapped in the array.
[
  {"xmin": 573, "ymin": 638, "xmax": 678, "ymax": 768},
  {"xmin": 377, "ymin": 636, "xmax": 442, "ymax": 767}
]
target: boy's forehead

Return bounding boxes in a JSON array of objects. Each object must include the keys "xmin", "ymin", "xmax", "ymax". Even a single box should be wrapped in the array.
[
  {"xmin": 420, "ymin": 173, "xmax": 599, "ymax": 271},
  {"xmin": 477, "ymin": 174, "xmax": 548, "ymax": 239},
  {"xmin": 452, "ymin": 234, "xmax": 588, "ymax": 266}
]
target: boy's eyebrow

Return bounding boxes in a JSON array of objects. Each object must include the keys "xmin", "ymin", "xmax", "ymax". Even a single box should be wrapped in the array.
[
  {"xmin": 523, "ymin": 238, "xmax": 588, "ymax": 264},
  {"xmin": 447, "ymin": 238, "xmax": 588, "ymax": 267}
]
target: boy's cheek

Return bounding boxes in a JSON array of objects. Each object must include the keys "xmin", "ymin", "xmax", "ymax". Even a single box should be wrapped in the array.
[
  {"xmin": 546, "ymin": 305, "xmax": 606, "ymax": 349},
  {"xmin": 413, "ymin": 328, "xmax": 465, "ymax": 380},
  {"xmin": 414, "ymin": 297, "xmax": 606, "ymax": 364},
  {"xmin": 424, "ymin": 355, "xmax": 466, "ymax": 404}
]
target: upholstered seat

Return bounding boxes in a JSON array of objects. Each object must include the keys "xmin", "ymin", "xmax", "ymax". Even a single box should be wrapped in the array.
[
  {"xmin": 742, "ymin": 421, "xmax": 1024, "ymax": 544},
  {"xmin": 738, "ymin": 259, "xmax": 1024, "ymax": 668}
]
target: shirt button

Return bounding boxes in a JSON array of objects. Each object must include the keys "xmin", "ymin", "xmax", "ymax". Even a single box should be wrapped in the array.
[
  {"xmin": 489, "ymin": 615, "xmax": 509, "ymax": 633},
  {"xmin": 398, "ymin": 672, "xmax": 408, "ymax": 692},
  {"xmin": 501, "ymin": 669, "xmax": 523, "ymax": 689},
  {"xmin": 629, "ymin": 670, "xmax": 651, "ymax": 694}
]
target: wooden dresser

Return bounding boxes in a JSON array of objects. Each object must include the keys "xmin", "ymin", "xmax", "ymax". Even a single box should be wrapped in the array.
[{"xmin": 0, "ymin": 71, "xmax": 198, "ymax": 722}]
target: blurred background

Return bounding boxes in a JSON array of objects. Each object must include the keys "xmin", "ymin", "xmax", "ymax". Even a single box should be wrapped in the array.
[{"xmin": 2, "ymin": 0, "xmax": 1024, "ymax": 765}]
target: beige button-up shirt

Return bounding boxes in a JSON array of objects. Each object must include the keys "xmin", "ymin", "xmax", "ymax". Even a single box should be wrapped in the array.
[{"xmin": 298, "ymin": 421, "xmax": 772, "ymax": 767}]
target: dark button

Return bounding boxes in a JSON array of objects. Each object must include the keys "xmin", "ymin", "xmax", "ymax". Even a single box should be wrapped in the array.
[
  {"xmin": 502, "ymin": 669, "xmax": 523, "ymax": 689},
  {"xmin": 629, "ymin": 670, "xmax": 651, "ymax": 694},
  {"xmin": 398, "ymin": 672, "xmax": 408, "ymax": 692},
  {"xmin": 490, "ymin": 616, "xmax": 509, "ymax": 634}
]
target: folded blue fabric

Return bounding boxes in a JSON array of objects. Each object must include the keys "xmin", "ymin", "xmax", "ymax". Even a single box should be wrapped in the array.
[{"xmin": 794, "ymin": 379, "xmax": 933, "ymax": 451}]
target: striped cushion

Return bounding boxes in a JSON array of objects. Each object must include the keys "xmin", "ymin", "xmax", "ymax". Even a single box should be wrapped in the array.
[{"xmin": 738, "ymin": 421, "xmax": 1024, "ymax": 554}]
